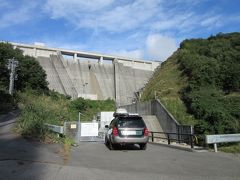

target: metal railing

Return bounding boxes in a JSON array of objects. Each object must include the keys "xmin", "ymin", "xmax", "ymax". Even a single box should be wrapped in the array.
[
  {"xmin": 206, "ymin": 134, "xmax": 240, "ymax": 152},
  {"xmin": 149, "ymin": 131, "xmax": 196, "ymax": 149}
]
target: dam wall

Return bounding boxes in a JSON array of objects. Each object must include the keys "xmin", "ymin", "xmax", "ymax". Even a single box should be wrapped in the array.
[{"xmin": 10, "ymin": 42, "xmax": 160, "ymax": 106}]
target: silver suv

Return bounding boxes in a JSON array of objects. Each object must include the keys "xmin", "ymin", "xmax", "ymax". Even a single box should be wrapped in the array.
[{"xmin": 105, "ymin": 113, "xmax": 149, "ymax": 150}]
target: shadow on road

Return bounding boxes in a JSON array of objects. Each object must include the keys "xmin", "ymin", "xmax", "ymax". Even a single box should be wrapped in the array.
[
  {"xmin": 105, "ymin": 143, "xmax": 144, "ymax": 151},
  {"xmin": 0, "ymin": 110, "xmax": 65, "ymax": 179}
]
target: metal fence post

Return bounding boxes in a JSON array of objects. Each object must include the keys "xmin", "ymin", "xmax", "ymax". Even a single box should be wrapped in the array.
[
  {"xmin": 190, "ymin": 135, "xmax": 194, "ymax": 149},
  {"xmin": 151, "ymin": 132, "xmax": 154, "ymax": 142},
  {"xmin": 214, "ymin": 143, "xmax": 218, "ymax": 152},
  {"xmin": 167, "ymin": 134, "xmax": 170, "ymax": 145},
  {"xmin": 77, "ymin": 112, "xmax": 81, "ymax": 143},
  {"xmin": 177, "ymin": 125, "xmax": 180, "ymax": 143}
]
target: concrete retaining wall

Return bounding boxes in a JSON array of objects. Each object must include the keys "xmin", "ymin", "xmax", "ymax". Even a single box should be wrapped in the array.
[
  {"xmin": 152, "ymin": 100, "xmax": 179, "ymax": 134},
  {"xmin": 121, "ymin": 100, "xmax": 192, "ymax": 137},
  {"xmin": 123, "ymin": 101, "xmax": 152, "ymax": 115}
]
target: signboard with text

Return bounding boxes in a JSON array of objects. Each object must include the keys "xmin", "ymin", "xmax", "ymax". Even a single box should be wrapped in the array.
[
  {"xmin": 81, "ymin": 123, "xmax": 98, "ymax": 137},
  {"xmin": 206, "ymin": 134, "xmax": 240, "ymax": 144}
]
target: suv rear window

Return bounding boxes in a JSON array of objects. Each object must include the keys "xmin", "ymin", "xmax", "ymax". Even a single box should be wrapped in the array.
[{"xmin": 117, "ymin": 117, "xmax": 145, "ymax": 128}]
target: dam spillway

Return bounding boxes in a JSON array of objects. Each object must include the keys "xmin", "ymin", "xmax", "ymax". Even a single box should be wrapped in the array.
[{"xmin": 11, "ymin": 42, "xmax": 160, "ymax": 106}]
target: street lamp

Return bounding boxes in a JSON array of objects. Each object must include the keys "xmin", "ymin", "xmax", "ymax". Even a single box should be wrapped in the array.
[{"xmin": 83, "ymin": 82, "xmax": 88, "ymax": 99}]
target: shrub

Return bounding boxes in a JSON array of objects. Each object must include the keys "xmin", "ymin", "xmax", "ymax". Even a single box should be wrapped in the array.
[
  {"xmin": 19, "ymin": 104, "xmax": 48, "ymax": 139},
  {"xmin": 0, "ymin": 90, "xmax": 15, "ymax": 114},
  {"xmin": 179, "ymin": 33, "xmax": 240, "ymax": 134}
]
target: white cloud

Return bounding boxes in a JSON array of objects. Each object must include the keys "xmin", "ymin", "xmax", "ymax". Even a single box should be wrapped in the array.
[
  {"xmin": 0, "ymin": 0, "xmax": 10, "ymax": 8},
  {"xmin": 44, "ymin": 0, "xmax": 114, "ymax": 18},
  {"xmin": 110, "ymin": 49, "xmax": 143, "ymax": 59},
  {"xmin": 152, "ymin": 12, "xmax": 194, "ymax": 32},
  {"xmin": 146, "ymin": 34, "xmax": 177, "ymax": 61},
  {"xmin": 0, "ymin": 1, "xmax": 39, "ymax": 29},
  {"xmin": 1, "ymin": 0, "xmax": 238, "ymax": 62},
  {"xmin": 44, "ymin": 0, "xmax": 161, "ymax": 32},
  {"xmin": 41, "ymin": 40, "xmax": 87, "ymax": 51},
  {"xmin": 200, "ymin": 15, "xmax": 221, "ymax": 27},
  {"xmin": 43, "ymin": 0, "xmax": 235, "ymax": 37}
]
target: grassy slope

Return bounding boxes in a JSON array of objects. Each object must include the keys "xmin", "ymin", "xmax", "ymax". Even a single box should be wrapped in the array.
[
  {"xmin": 218, "ymin": 143, "xmax": 240, "ymax": 154},
  {"xmin": 141, "ymin": 50, "xmax": 240, "ymax": 153},
  {"xmin": 141, "ymin": 52, "xmax": 197, "ymax": 125},
  {"xmin": 18, "ymin": 91, "xmax": 116, "ymax": 126},
  {"xmin": 17, "ymin": 91, "xmax": 116, "ymax": 140}
]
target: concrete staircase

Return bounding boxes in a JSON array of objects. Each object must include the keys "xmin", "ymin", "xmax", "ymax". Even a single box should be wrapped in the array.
[
  {"xmin": 142, "ymin": 115, "xmax": 163, "ymax": 132},
  {"xmin": 141, "ymin": 115, "xmax": 166, "ymax": 140}
]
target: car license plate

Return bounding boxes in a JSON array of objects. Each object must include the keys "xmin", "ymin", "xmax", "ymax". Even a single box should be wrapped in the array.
[
  {"xmin": 121, "ymin": 131, "xmax": 136, "ymax": 135},
  {"xmin": 136, "ymin": 131, "xmax": 142, "ymax": 135}
]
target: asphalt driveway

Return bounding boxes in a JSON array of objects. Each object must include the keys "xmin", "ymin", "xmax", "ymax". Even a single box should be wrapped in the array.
[{"xmin": 0, "ymin": 111, "xmax": 239, "ymax": 180}]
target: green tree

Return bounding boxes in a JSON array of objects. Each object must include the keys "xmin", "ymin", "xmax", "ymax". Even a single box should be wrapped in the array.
[
  {"xmin": 179, "ymin": 32, "xmax": 240, "ymax": 134},
  {"xmin": 0, "ymin": 43, "xmax": 49, "ymax": 113},
  {"xmin": 15, "ymin": 56, "xmax": 48, "ymax": 92},
  {"xmin": 0, "ymin": 43, "xmax": 48, "ymax": 93}
]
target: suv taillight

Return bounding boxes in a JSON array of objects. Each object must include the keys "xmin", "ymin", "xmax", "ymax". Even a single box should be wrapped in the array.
[
  {"xmin": 113, "ymin": 127, "xmax": 118, "ymax": 136},
  {"xmin": 144, "ymin": 128, "xmax": 149, "ymax": 136}
]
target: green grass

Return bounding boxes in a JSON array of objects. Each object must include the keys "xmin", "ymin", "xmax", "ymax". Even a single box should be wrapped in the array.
[
  {"xmin": 18, "ymin": 91, "xmax": 73, "ymax": 126},
  {"xmin": 17, "ymin": 90, "xmax": 115, "ymax": 140},
  {"xmin": 141, "ymin": 52, "xmax": 198, "ymax": 125},
  {"xmin": 160, "ymin": 97, "xmax": 197, "ymax": 125},
  {"xmin": 141, "ymin": 51, "xmax": 239, "ymax": 151},
  {"xmin": 218, "ymin": 143, "xmax": 240, "ymax": 154}
]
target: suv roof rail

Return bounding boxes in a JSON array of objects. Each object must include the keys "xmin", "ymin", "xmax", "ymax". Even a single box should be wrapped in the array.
[{"xmin": 128, "ymin": 113, "xmax": 139, "ymax": 116}]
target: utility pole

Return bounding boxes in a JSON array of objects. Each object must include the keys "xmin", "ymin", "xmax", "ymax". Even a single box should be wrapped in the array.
[{"xmin": 7, "ymin": 58, "xmax": 19, "ymax": 95}]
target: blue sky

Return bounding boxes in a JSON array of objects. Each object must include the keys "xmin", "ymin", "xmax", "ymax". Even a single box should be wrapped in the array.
[{"xmin": 0, "ymin": 0, "xmax": 240, "ymax": 61}]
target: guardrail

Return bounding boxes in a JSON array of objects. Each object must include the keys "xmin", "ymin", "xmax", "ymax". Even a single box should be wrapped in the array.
[
  {"xmin": 149, "ymin": 131, "xmax": 195, "ymax": 149},
  {"xmin": 205, "ymin": 134, "xmax": 240, "ymax": 152},
  {"xmin": 45, "ymin": 123, "xmax": 64, "ymax": 134}
]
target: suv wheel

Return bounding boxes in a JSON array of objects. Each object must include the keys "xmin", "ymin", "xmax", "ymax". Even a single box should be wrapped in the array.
[
  {"xmin": 109, "ymin": 141, "xmax": 115, "ymax": 150},
  {"xmin": 139, "ymin": 143, "xmax": 147, "ymax": 150},
  {"xmin": 105, "ymin": 137, "xmax": 109, "ymax": 146}
]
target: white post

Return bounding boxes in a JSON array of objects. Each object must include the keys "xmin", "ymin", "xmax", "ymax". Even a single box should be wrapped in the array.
[
  {"xmin": 74, "ymin": 53, "xmax": 77, "ymax": 62},
  {"xmin": 34, "ymin": 47, "xmax": 37, "ymax": 57},
  {"xmin": 78, "ymin": 112, "xmax": 81, "ymax": 143},
  {"xmin": 214, "ymin": 143, "xmax": 218, "ymax": 152},
  {"xmin": 99, "ymin": 56, "xmax": 103, "ymax": 64}
]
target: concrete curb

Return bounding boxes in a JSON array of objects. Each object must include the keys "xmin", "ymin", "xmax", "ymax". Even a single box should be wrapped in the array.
[
  {"xmin": 149, "ymin": 142, "xmax": 208, "ymax": 152},
  {"xmin": 0, "ymin": 109, "xmax": 20, "ymax": 127},
  {"xmin": 0, "ymin": 109, "xmax": 20, "ymax": 119}
]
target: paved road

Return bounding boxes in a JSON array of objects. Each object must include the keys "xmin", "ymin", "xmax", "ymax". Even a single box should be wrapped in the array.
[{"xmin": 0, "ymin": 111, "xmax": 240, "ymax": 180}]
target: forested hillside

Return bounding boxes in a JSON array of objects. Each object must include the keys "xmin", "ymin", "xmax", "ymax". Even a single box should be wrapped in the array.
[{"xmin": 141, "ymin": 32, "xmax": 240, "ymax": 135}]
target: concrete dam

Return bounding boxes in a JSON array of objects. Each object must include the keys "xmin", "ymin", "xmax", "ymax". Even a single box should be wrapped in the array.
[{"xmin": 11, "ymin": 42, "xmax": 160, "ymax": 106}]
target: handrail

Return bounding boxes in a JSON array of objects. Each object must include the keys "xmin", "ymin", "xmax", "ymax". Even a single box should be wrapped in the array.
[
  {"xmin": 150, "ymin": 131, "xmax": 194, "ymax": 136},
  {"xmin": 149, "ymin": 131, "xmax": 195, "ymax": 149}
]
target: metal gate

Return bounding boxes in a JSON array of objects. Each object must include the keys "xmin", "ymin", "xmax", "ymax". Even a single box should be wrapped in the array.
[{"xmin": 64, "ymin": 121, "xmax": 104, "ymax": 142}]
